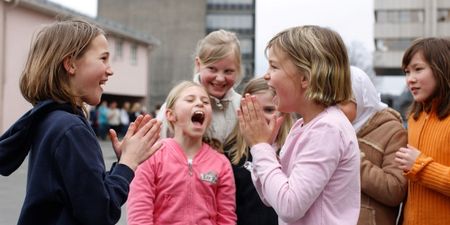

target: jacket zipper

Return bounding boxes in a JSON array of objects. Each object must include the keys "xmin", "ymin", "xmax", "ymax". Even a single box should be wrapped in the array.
[{"xmin": 187, "ymin": 159, "xmax": 193, "ymax": 176}]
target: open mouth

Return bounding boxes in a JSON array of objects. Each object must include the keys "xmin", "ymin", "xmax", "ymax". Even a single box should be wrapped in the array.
[
  {"xmin": 191, "ymin": 111, "xmax": 205, "ymax": 125},
  {"xmin": 99, "ymin": 80, "xmax": 107, "ymax": 88}
]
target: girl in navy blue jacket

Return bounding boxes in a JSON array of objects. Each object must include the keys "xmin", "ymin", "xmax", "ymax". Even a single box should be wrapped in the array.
[{"xmin": 0, "ymin": 18, "xmax": 161, "ymax": 225}]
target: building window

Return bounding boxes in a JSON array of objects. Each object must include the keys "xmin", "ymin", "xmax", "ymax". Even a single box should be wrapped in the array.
[
  {"xmin": 206, "ymin": 14, "xmax": 253, "ymax": 30},
  {"xmin": 376, "ymin": 38, "xmax": 414, "ymax": 51},
  {"xmin": 207, "ymin": 0, "xmax": 253, "ymax": 10},
  {"xmin": 207, "ymin": 0, "xmax": 253, "ymax": 4},
  {"xmin": 131, "ymin": 44, "xmax": 138, "ymax": 65},
  {"xmin": 115, "ymin": 39, "xmax": 123, "ymax": 60},
  {"xmin": 240, "ymin": 38, "xmax": 253, "ymax": 55},
  {"xmin": 438, "ymin": 9, "xmax": 450, "ymax": 22},
  {"xmin": 376, "ymin": 10, "xmax": 424, "ymax": 23}
]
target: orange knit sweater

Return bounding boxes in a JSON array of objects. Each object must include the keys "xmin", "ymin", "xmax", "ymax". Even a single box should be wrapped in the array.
[{"xmin": 402, "ymin": 110, "xmax": 450, "ymax": 225}]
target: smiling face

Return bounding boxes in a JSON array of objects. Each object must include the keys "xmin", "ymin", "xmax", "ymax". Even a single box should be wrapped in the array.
[
  {"xmin": 264, "ymin": 47, "xmax": 304, "ymax": 113},
  {"xmin": 167, "ymin": 86, "xmax": 212, "ymax": 139},
  {"xmin": 404, "ymin": 52, "xmax": 437, "ymax": 103},
  {"xmin": 196, "ymin": 53, "xmax": 238, "ymax": 99},
  {"xmin": 70, "ymin": 34, "xmax": 113, "ymax": 106}
]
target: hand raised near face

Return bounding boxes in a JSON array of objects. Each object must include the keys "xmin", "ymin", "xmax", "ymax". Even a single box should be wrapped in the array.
[
  {"xmin": 112, "ymin": 115, "xmax": 162, "ymax": 171},
  {"xmin": 237, "ymin": 94, "xmax": 281, "ymax": 147}
]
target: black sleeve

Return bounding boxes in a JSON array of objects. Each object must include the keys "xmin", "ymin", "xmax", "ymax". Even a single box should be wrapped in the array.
[{"xmin": 54, "ymin": 124, "xmax": 134, "ymax": 225}]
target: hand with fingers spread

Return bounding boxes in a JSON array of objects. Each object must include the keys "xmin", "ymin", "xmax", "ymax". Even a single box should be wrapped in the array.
[
  {"xmin": 116, "ymin": 115, "xmax": 162, "ymax": 171},
  {"xmin": 237, "ymin": 94, "xmax": 278, "ymax": 147},
  {"xmin": 109, "ymin": 114, "xmax": 153, "ymax": 159},
  {"xmin": 395, "ymin": 144, "xmax": 421, "ymax": 172}
]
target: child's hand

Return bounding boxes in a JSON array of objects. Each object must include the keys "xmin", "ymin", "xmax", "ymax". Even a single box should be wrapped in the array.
[
  {"xmin": 110, "ymin": 114, "xmax": 153, "ymax": 159},
  {"xmin": 237, "ymin": 94, "xmax": 275, "ymax": 147},
  {"xmin": 270, "ymin": 115, "xmax": 285, "ymax": 144},
  {"xmin": 117, "ymin": 117, "xmax": 162, "ymax": 171},
  {"xmin": 395, "ymin": 144, "xmax": 421, "ymax": 172}
]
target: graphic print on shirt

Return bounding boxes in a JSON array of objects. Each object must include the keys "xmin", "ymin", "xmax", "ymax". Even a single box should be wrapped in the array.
[{"xmin": 200, "ymin": 171, "xmax": 218, "ymax": 184}]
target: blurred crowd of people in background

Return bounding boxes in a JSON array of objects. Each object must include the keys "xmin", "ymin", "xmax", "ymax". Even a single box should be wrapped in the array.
[{"xmin": 88, "ymin": 101, "xmax": 161, "ymax": 140}]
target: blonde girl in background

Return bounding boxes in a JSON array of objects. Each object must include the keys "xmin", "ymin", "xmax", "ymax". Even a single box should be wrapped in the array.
[
  {"xmin": 0, "ymin": 18, "xmax": 161, "ymax": 225},
  {"xmin": 157, "ymin": 29, "xmax": 242, "ymax": 145},
  {"xmin": 223, "ymin": 77, "xmax": 293, "ymax": 225},
  {"xmin": 394, "ymin": 37, "xmax": 450, "ymax": 225},
  {"xmin": 127, "ymin": 81, "xmax": 236, "ymax": 225},
  {"xmin": 237, "ymin": 25, "xmax": 361, "ymax": 225}
]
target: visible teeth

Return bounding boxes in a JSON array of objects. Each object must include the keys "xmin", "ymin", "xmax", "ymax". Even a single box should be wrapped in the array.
[{"xmin": 191, "ymin": 111, "xmax": 205, "ymax": 124}]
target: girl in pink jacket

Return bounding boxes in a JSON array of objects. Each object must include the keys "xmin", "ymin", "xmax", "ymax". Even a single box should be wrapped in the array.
[{"xmin": 127, "ymin": 81, "xmax": 236, "ymax": 225}]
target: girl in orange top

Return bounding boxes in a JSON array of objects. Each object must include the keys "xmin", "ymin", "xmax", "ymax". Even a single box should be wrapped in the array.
[{"xmin": 395, "ymin": 37, "xmax": 450, "ymax": 225}]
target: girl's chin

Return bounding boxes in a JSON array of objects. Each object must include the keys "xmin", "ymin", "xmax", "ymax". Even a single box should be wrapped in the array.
[
  {"xmin": 82, "ymin": 96, "xmax": 101, "ymax": 106},
  {"xmin": 209, "ymin": 87, "xmax": 228, "ymax": 98}
]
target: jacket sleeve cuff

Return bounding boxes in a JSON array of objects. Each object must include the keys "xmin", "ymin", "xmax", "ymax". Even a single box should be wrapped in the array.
[
  {"xmin": 111, "ymin": 163, "xmax": 135, "ymax": 183},
  {"xmin": 404, "ymin": 153, "xmax": 433, "ymax": 181}
]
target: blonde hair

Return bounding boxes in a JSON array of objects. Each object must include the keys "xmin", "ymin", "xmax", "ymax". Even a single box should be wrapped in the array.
[
  {"xmin": 20, "ymin": 18, "xmax": 104, "ymax": 112},
  {"xmin": 266, "ymin": 25, "xmax": 352, "ymax": 106},
  {"xmin": 194, "ymin": 29, "xmax": 242, "ymax": 84},
  {"xmin": 223, "ymin": 77, "xmax": 293, "ymax": 165},
  {"xmin": 165, "ymin": 81, "xmax": 222, "ymax": 150}
]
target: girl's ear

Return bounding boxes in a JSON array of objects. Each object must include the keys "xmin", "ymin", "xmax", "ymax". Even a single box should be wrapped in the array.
[
  {"xmin": 299, "ymin": 73, "xmax": 309, "ymax": 89},
  {"xmin": 63, "ymin": 56, "xmax": 76, "ymax": 75},
  {"xmin": 194, "ymin": 57, "xmax": 201, "ymax": 73},
  {"xmin": 166, "ymin": 109, "xmax": 177, "ymax": 122}
]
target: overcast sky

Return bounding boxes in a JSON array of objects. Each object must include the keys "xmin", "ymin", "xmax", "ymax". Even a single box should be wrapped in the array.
[
  {"xmin": 255, "ymin": 0, "xmax": 373, "ymax": 75},
  {"xmin": 49, "ymin": 0, "xmax": 97, "ymax": 17},
  {"xmin": 49, "ymin": 0, "xmax": 374, "ymax": 76}
]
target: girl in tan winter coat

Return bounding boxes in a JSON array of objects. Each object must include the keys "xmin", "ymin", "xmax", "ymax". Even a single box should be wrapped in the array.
[{"xmin": 340, "ymin": 66, "xmax": 408, "ymax": 225}]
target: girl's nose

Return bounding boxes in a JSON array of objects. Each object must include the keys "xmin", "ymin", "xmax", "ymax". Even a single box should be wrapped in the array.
[
  {"xmin": 406, "ymin": 74, "xmax": 416, "ymax": 84},
  {"xmin": 264, "ymin": 73, "xmax": 270, "ymax": 80},
  {"xmin": 215, "ymin": 73, "xmax": 226, "ymax": 82},
  {"xmin": 106, "ymin": 66, "xmax": 114, "ymax": 76},
  {"xmin": 195, "ymin": 99, "xmax": 204, "ymax": 107}
]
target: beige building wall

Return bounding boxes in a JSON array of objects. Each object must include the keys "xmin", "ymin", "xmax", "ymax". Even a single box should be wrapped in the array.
[
  {"xmin": 374, "ymin": 0, "xmax": 450, "ymax": 74},
  {"xmin": 98, "ymin": 0, "xmax": 206, "ymax": 110},
  {"xmin": 105, "ymin": 37, "xmax": 149, "ymax": 97},
  {"xmin": 0, "ymin": 1, "xmax": 155, "ymax": 132}
]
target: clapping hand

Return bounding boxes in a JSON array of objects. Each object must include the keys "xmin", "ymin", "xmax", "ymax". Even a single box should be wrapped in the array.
[
  {"xmin": 109, "ymin": 114, "xmax": 162, "ymax": 171},
  {"xmin": 237, "ymin": 94, "xmax": 284, "ymax": 147}
]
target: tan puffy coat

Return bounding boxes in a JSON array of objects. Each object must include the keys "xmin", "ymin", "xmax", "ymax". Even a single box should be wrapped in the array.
[{"xmin": 357, "ymin": 108, "xmax": 407, "ymax": 225}]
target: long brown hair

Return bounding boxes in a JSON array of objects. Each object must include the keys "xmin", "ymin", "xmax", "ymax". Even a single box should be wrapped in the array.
[
  {"xmin": 19, "ymin": 18, "xmax": 104, "ymax": 113},
  {"xmin": 223, "ymin": 77, "xmax": 293, "ymax": 165},
  {"xmin": 402, "ymin": 37, "xmax": 450, "ymax": 120}
]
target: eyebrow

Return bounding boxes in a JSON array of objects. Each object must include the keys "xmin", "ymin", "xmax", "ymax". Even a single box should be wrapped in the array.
[
  {"xmin": 183, "ymin": 94, "xmax": 208, "ymax": 99},
  {"xmin": 408, "ymin": 62, "xmax": 427, "ymax": 67}
]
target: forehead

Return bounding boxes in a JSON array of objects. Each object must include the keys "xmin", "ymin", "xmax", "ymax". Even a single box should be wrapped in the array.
[
  {"xmin": 179, "ymin": 86, "xmax": 208, "ymax": 97},
  {"xmin": 405, "ymin": 51, "xmax": 427, "ymax": 67},
  {"xmin": 253, "ymin": 90, "xmax": 274, "ymax": 104},
  {"xmin": 87, "ymin": 34, "xmax": 109, "ymax": 51},
  {"xmin": 410, "ymin": 51, "xmax": 427, "ymax": 63},
  {"xmin": 206, "ymin": 53, "xmax": 238, "ymax": 68},
  {"xmin": 268, "ymin": 46, "xmax": 289, "ymax": 62}
]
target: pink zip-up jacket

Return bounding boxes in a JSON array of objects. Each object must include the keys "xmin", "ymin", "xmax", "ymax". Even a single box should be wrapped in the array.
[
  {"xmin": 127, "ymin": 138, "xmax": 236, "ymax": 225},
  {"xmin": 251, "ymin": 106, "xmax": 361, "ymax": 225}
]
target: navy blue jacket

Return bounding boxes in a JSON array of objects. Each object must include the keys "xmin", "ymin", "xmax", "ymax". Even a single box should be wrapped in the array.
[
  {"xmin": 0, "ymin": 100, "xmax": 134, "ymax": 225},
  {"xmin": 224, "ymin": 143, "xmax": 278, "ymax": 225}
]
